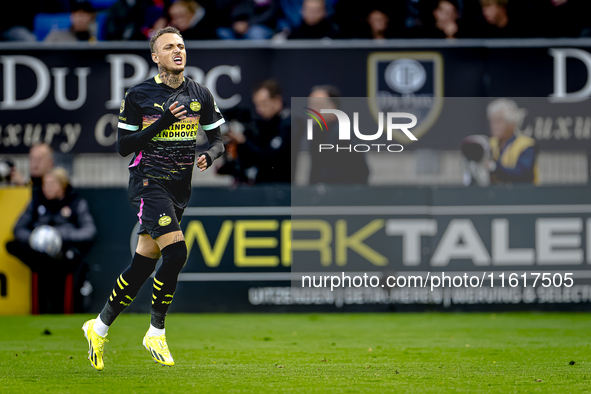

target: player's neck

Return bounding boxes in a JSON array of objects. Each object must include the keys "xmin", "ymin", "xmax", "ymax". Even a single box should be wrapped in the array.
[{"xmin": 159, "ymin": 68, "xmax": 184, "ymax": 89}]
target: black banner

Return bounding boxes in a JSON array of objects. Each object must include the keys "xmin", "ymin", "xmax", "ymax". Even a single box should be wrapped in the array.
[
  {"xmin": 2, "ymin": 41, "xmax": 591, "ymax": 153},
  {"xmin": 76, "ymin": 185, "xmax": 591, "ymax": 313}
]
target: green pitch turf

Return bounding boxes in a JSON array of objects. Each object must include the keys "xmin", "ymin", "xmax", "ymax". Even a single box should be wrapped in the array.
[{"xmin": 0, "ymin": 313, "xmax": 589, "ymax": 393}]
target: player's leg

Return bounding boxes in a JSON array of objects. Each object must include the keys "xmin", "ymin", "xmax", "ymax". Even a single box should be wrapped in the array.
[
  {"xmin": 150, "ymin": 230, "xmax": 186, "ymax": 329},
  {"xmin": 82, "ymin": 193, "xmax": 165, "ymax": 371},
  {"xmin": 97, "ymin": 235, "xmax": 161, "ymax": 329},
  {"xmin": 82, "ymin": 235, "xmax": 160, "ymax": 370},
  {"xmin": 143, "ymin": 205, "xmax": 187, "ymax": 366}
]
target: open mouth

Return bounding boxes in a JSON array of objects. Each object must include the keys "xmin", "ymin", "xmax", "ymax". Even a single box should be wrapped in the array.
[{"xmin": 173, "ymin": 56, "xmax": 183, "ymax": 65}]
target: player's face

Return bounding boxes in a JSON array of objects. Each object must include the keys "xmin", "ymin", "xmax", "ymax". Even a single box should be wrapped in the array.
[{"xmin": 153, "ymin": 33, "xmax": 186, "ymax": 73}]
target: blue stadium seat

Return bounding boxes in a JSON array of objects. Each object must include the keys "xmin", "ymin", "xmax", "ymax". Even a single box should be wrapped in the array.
[
  {"xmin": 89, "ymin": 0, "xmax": 117, "ymax": 10},
  {"xmin": 96, "ymin": 12, "xmax": 108, "ymax": 40},
  {"xmin": 34, "ymin": 13, "xmax": 71, "ymax": 41}
]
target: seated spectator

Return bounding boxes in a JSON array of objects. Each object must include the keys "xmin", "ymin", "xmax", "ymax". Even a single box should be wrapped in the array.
[
  {"xmin": 169, "ymin": 0, "xmax": 217, "ymax": 39},
  {"xmin": 0, "ymin": 0, "xmax": 69, "ymax": 41},
  {"xmin": 288, "ymin": 0, "xmax": 339, "ymax": 39},
  {"xmin": 486, "ymin": 99, "xmax": 538, "ymax": 184},
  {"xmin": 104, "ymin": 0, "xmax": 171, "ymax": 41},
  {"xmin": 306, "ymin": 85, "xmax": 369, "ymax": 184},
  {"xmin": 226, "ymin": 79, "xmax": 291, "ymax": 184},
  {"xmin": 478, "ymin": 0, "xmax": 527, "ymax": 38},
  {"xmin": 6, "ymin": 167, "xmax": 97, "ymax": 313},
  {"xmin": 415, "ymin": 0, "xmax": 466, "ymax": 39},
  {"xmin": 334, "ymin": 1, "xmax": 406, "ymax": 39},
  {"xmin": 216, "ymin": 0, "xmax": 280, "ymax": 40},
  {"xmin": 358, "ymin": 9, "xmax": 396, "ymax": 39},
  {"xmin": 45, "ymin": 1, "xmax": 98, "ymax": 42}
]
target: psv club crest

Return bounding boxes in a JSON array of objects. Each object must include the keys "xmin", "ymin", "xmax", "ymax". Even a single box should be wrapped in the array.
[{"xmin": 367, "ymin": 52, "xmax": 444, "ymax": 142}]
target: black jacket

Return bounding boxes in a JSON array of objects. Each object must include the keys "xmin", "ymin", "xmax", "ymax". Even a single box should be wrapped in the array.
[
  {"xmin": 237, "ymin": 109, "xmax": 292, "ymax": 184},
  {"xmin": 14, "ymin": 186, "xmax": 96, "ymax": 249}
]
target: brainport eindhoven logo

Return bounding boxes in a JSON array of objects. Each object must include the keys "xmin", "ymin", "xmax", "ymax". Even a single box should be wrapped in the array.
[
  {"xmin": 367, "ymin": 52, "xmax": 444, "ymax": 142},
  {"xmin": 303, "ymin": 107, "xmax": 418, "ymax": 152}
]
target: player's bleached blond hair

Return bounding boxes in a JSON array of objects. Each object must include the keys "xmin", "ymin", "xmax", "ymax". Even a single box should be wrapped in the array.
[
  {"xmin": 487, "ymin": 98, "xmax": 522, "ymax": 125},
  {"xmin": 149, "ymin": 26, "xmax": 183, "ymax": 54}
]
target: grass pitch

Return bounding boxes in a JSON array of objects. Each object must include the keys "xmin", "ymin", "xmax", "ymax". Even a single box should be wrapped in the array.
[{"xmin": 0, "ymin": 313, "xmax": 589, "ymax": 393}]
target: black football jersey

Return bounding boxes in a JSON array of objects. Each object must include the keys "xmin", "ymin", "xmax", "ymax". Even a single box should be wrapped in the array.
[{"xmin": 118, "ymin": 75, "xmax": 224, "ymax": 207}]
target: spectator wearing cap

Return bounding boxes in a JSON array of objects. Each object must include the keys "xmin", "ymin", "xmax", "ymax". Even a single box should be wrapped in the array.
[
  {"xmin": 45, "ymin": 1, "xmax": 98, "ymax": 42},
  {"xmin": 486, "ymin": 99, "xmax": 538, "ymax": 184}
]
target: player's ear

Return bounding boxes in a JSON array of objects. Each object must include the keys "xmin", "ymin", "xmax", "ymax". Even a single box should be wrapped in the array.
[{"xmin": 151, "ymin": 52, "xmax": 159, "ymax": 64}]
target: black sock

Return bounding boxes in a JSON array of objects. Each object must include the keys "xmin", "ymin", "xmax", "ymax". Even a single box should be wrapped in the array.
[
  {"xmin": 150, "ymin": 241, "xmax": 187, "ymax": 329},
  {"xmin": 99, "ymin": 253, "xmax": 158, "ymax": 326}
]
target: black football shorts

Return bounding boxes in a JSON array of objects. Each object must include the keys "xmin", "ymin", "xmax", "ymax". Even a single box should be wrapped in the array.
[{"xmin": 130, "ymin": 194, "xmax": 184, "ymax": 239}]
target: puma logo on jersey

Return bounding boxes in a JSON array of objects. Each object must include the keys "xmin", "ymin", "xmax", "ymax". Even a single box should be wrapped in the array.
[{"xmin": 154, "ymin": 103, "xmax": 165, "ymax": 111}]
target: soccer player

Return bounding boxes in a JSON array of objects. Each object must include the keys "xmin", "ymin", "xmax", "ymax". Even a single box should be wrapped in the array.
[{"xmin": 82, "ymin": 26, "xmax": 224, "ymax": 370}]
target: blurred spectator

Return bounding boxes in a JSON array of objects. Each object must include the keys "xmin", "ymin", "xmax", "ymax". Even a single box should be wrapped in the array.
[
  {"xmin": 104, "ymin": 0, "xmax": 171, "ymax": 40},
  {"xmin": 478, "ymin": 0, "xmax": 527, "ymax": 38},
  {"xmin": 216, "ymin": 107, "xmax": 253, "ymax": 183},
  {"xmin": 169, "ymin": 0, "xmax": 217, "ymax": 39},
  {"xmin": 6, "ymin": 167, "xmax": 97, "ymax": 313},
  {"xmin": 335, "ymin": 1, "xmax": 406, "ymax": 39},
  {"xmin": 45, "ymin": 1, "xmax": 98, "ymax": 42},
  {"xmin": 364, "ymin": 10, "xmax": 390, "ymax": 40},
  {"xmin": 307, "ymin": 85, "xmax": 369, "ymax": 184},
  {"xmin": 10, "ymin": 143, "xmax": 55, "ymax": 195},
  {"xmin": 226, "ymin": 79, "xmax": 291, "ymax": 184},
  {"xmin": 0, "ymin": 0, "xmax": 69, "ymax": 41},
  {"xmin": 288, "ymin": 0, "xmax": 339, "ymax": 39},
  {"xmin": 415, "ymin": 0, "xmax": 469, "ymax": 39},
  {"xmin": 216, "ymin": 0, "xmax": 281, "ymax": 40},
  {"xmin": 486, "ymin": 99, "xmax": 538, "ymax": 184}
]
